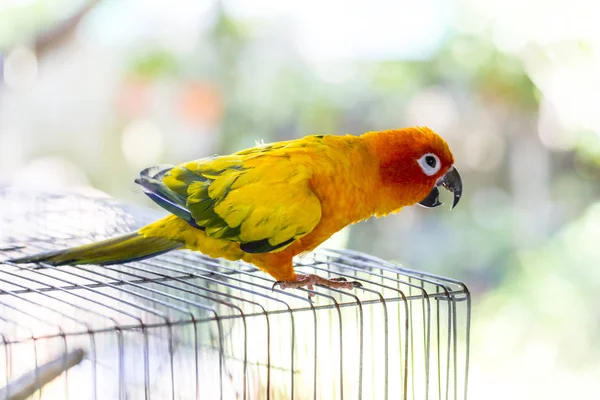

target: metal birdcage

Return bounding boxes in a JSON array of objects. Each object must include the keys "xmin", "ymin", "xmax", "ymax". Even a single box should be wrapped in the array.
[{"xmin": 0, "ymin": 187, "xmax": 470, "ymax": 400}]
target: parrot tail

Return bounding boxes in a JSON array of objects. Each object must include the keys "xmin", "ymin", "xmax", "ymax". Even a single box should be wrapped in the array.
[{"xmin": 8, "ymin": 232, "xmax": 183, "ymax": 266}]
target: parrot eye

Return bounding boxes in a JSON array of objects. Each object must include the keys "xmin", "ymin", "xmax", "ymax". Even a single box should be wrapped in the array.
[
  {"xmin": 425, "ymin": 155, "xmax": 436, "ymax": 167},
  {"xmin": 417, "ymin": 153, "xmax": 441, "ymax": 176}
]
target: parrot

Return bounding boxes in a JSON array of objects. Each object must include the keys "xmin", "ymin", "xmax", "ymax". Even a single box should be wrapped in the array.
[{"xmin": 9, "ymin": 126, "xmax": 462, "ymax": 293}]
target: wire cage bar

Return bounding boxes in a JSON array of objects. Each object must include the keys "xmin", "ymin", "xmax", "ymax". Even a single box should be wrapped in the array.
[{"xmin": 0, "ymin": 186, "xmax": 470, "ymax": 400}]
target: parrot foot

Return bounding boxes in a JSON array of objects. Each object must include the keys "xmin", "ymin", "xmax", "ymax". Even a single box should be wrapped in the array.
[{"xmin": 272, "ymin": 273, "xmax": 362, "ymax": 296}]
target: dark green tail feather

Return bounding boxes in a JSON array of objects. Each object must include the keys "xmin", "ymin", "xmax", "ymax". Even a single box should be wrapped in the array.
[{"xmin": 8, "ymin": 232, "xmax": 183, "ymax": 266}]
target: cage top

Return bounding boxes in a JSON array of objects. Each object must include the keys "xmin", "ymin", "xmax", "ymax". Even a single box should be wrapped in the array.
[{"xmin": 0, "ymin": 188, "xmax": 469, "ymax": 343}]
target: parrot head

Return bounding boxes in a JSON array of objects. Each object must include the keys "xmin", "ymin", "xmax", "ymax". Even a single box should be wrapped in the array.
[{"xmin": 364, "ymin": 126, "xmax": 462, "ymax": 210}]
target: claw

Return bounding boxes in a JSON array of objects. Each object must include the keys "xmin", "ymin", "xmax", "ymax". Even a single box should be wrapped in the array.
[{"xmin": 271, "ymin": 273, "xmax": 362, "ymax": 293}]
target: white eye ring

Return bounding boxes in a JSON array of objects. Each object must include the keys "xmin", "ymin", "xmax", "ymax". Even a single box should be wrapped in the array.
[{"xmin": 417, "ymin": 153, "xmax": 441, "ymax": 176}]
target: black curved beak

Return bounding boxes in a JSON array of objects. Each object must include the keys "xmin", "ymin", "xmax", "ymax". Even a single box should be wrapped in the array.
[{"xmin": 419, "ymin": 166, "xmax": 463, "ymax": 209}]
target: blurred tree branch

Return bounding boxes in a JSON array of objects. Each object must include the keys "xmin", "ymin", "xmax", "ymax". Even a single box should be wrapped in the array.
[
  {"xmin": 33, "ymin": 0, "xmax": 103, "ymax": 58},
  {"xmin": 0, "ymin": 0, "xmax": 103, "ymax": 89}
]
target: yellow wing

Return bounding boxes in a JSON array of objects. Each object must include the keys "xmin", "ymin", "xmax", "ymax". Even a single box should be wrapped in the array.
[{"xmin": 135, "ymin": 140, "xmax": 323, "ymax": 253}]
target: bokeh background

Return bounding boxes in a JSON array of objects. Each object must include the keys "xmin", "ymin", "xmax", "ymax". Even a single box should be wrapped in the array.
[{"xmin": 1, "ymin": 0, "xmax": 599, "ymax": 398}]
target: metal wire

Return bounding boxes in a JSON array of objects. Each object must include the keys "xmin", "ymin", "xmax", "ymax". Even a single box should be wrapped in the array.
[{"xmin": 0, "ymin": 186, "xmax": 470, "ymax": 400}]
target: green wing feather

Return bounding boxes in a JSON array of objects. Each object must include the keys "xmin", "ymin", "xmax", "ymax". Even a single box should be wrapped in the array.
[
  {"xmin": 9, "ymin": 233, "xmax": 182, "ymax": 266},
  {"xmin": 138, "ymin": 141, "xmax": 323, "ymax": 253}
]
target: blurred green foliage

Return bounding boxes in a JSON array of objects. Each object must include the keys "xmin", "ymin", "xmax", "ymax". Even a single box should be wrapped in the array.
[{"xmin": 129, "ymin": 49, "xmax": 180, "ymax": 80}]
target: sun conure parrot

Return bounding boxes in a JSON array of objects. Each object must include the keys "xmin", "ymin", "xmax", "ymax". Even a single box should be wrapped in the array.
[{"xmin": 9, "ymin": 126, "xmax": 462, "ymax": 292}]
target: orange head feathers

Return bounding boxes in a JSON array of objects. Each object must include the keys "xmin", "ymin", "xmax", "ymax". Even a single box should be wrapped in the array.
[{"xmin": 362, "ymin": 126, "xmax": 462, "ymax": 210}]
